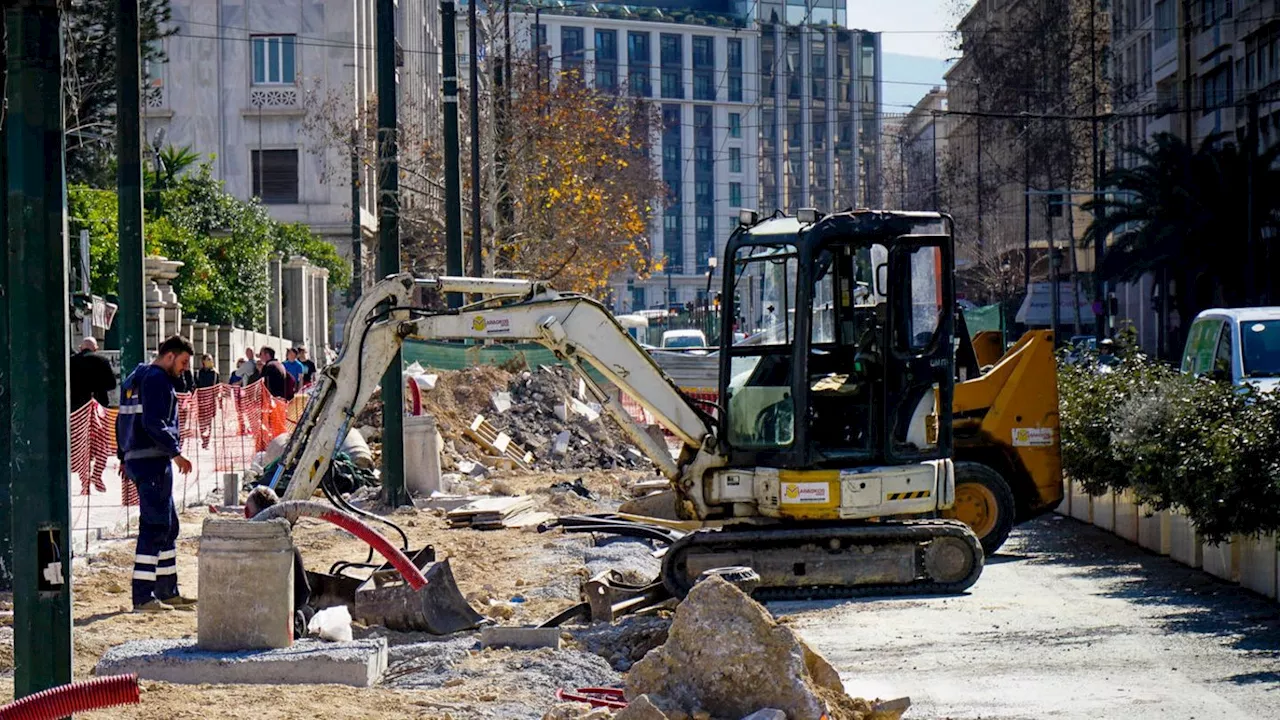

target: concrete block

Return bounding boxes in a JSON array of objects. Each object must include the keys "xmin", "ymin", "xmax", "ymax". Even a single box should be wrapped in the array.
[
  {"xmin": 1239, "ymin": 534, "xmax": 1278, "ymax": 599},
  {"xmin": 1092, "ymin": 490, "xmax": 1115, "ymax": 532},
  {"xmin": 1137, "ymin": 506, "xmax": 1171, "ymax": 555},
  {"xmin": 1068, "ymin": 479, "xmax": 1092, "ymax": 523},
  {"xmin": 95, "ymin": 637, "xmax": 387, "ymax": 687},
  {"xmin": 1114, "ymin": 490, "xmax": 1139, "ymax": 543},
  {"xmin": 222, "ymin": 472, "xmax": 241, "ymax": 507},
  {"xmin": 1169, "ymin": 511, "xmax": 1203, "ymax": 568},
  {"xmin": 480, "ymin": 626, "xmax": 562, "ymax": 650},
  {"xmin": 198, "ymin": 517, "xmax": 295, "ymax": 651},
  {"xmin": 1202, "ymin": 536, "xmax": 1241, "ymax": 583},
  {"xmin": 405, "ymin": 414, "xmax": 444, "ymax": 497}
]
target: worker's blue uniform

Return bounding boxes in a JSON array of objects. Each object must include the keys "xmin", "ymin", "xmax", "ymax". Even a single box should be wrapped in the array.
[{"xmin": 116, "ymin": 363, "xmax": 183, "ymax": 607}]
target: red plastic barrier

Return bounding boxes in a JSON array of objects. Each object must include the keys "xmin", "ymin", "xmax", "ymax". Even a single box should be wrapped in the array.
[{"xmin": 0, "ymin": 674, "xmax": 140, "ymax": 720}]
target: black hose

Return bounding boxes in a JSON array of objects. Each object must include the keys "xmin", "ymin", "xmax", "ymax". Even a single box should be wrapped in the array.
[{"xmin": 538, "ymin": 602, "xmax": 590, "ymax": 628}]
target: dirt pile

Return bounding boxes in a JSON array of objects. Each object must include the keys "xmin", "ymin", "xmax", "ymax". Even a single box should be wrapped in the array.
[{"xmin": 624, "ymin": 577, "xmax": 901, "ymax": 720}]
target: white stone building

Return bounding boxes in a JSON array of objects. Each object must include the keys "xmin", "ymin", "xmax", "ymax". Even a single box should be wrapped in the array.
[{"xmin": 145, "ymin": 0, "xmax": 443, "ymax": 343}]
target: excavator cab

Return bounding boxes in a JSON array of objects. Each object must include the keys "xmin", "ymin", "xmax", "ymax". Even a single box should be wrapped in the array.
[{"xmin": 718, "ymin": 210, "xmax": 955, "ymax": 474}]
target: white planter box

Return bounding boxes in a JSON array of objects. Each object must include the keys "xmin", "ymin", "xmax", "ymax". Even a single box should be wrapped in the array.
[
  {"xmin": 1114, "ymin": 490, "xmax": 1139, "ymax": 542},
  {"xmin": 1202, "ymin": 536, "xmax": 1239, "ymax": 583},
  {"xmin": 1239, "ymin": 534, "xmax": 1278, "ymax": 599},
  {"xmin": 1092, "ymin": 490, "xmax": 1116, "ymax": 532},
  {"xmin": 1137, "ymin": 505, "xmax": 1171, "ymax": 555},
  {"xmin": 1168, "ymin": 511, "xmax": 1203, "ymax": 568},
  {"xmin": 1068, "ymin": 479, "xmax": 1092, "ymax": 523},
  {"xmin": 1055, "ymin": 475, "xmax": 1071, "ymax": 516}
]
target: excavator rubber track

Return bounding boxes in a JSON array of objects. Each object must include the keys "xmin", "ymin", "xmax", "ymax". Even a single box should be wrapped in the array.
[{"xmin": 660, "ymin": 519, "xmax": 984, "ymax": 601}]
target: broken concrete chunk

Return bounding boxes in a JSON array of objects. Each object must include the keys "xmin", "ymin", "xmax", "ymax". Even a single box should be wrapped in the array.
[
  {"xmin": 740, "ymin": 711, "xmax": 787, "ymax": 720},
  {"xmin": 614, "ymin": 695, "xmax": 670, "ymax": 720},
  {"xmin": 491, "ymin": 391, "xmax": 513, "ymax": 414},
  {"xmin": 552, "ymin": 430, "xmax": 572, "ymax": 457},
  {"xmin": 542, "ymin": 703, "xmax": 595, "ymax": 720},
  {"xmin": 480, "ymin": 626, "xmax": 561, "ymax": 650},
  {"xmin": 553, "ymin": 402, "xmax": 569, "ymax": 422},
  {"xmin": 626, "ymin": 577, "xmax": 870, "ymax": 720},
  {"xmin": 570, "ymin": 398, "xmax": 601, "ymax": 422}
]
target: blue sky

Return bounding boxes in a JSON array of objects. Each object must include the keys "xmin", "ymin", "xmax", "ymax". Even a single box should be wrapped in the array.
[{"xmin": 854, "ymin": 0, "xmax": 968, "ymax": 112}]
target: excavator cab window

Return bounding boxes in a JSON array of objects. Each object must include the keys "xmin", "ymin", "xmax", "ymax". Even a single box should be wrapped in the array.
[{"xmin": 724, "ymin": 244, "xmax": 798, "ymax": 449}]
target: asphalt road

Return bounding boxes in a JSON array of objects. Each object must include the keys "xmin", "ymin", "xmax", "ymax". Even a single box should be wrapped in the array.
[{"xmin": 777, "ymin": 514, "xmax": 1280, "ymax": 720}]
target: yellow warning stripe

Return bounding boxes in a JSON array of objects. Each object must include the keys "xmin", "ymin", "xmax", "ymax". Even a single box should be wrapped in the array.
[{"xmin": 886, "ymin": 490, "xmax": 932, "ymax": 501}]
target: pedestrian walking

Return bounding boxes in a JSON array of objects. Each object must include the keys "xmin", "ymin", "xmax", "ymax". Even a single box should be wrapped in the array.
[
  {"xmin": 69, "ymin": 336, "xmax": 116, "ymax": 410},
  {"xmin": 258, "ymin": 346, "xmax": 295, "ymax": 400},
  {"xmin": 195, "ymin": 353, "xmax": 220, "ymax": 449},
  {"xmin": 116, "ymin": 335, "xmax": 197, "ymax": 613},
  {"xmin": 297, "ymin": 346, "xmax": 318, "ymax": 386},
  {"xmin": 232, "ymin": 348, "xmax": 259, "ymax": 434},
  {"xmin": 283, "ymin": 348, "xmax": 305, "ymax": 385}
]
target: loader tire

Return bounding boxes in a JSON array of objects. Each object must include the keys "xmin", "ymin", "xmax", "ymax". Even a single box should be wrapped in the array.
[{"xmin": 947, "ymin": 462, "xmax": 1016, "ymax": 555}]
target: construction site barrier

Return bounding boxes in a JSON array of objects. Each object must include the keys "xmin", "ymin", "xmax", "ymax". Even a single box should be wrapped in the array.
[{"xmin": 69, "ymin": 379, "xmax": 310, "ymax": 548}]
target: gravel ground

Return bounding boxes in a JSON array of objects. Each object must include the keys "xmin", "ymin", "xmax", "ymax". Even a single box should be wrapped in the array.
[{"xmin": 778, "ymin": 514, "xmax": 1280, "ymax": 720}]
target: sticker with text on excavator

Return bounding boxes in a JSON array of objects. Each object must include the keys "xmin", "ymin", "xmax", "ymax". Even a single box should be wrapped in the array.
[
  {"xmin": 781, "ymin": 482, "xmax": 830, "ymax": 504},
  {"xmin": 1012, "ymin": 427, "xmax": 1055, "ymax": 447}
]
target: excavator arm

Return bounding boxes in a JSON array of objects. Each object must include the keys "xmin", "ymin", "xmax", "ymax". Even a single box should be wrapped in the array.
[{"xmin": 277, "ymin": 273, "xmax": 717, "ymax": 502}]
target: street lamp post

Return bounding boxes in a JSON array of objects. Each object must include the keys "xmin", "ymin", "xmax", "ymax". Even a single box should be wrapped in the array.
[{"xmin": 1000, "ymin": 258, "xmax": 1012, "ymax": 343}]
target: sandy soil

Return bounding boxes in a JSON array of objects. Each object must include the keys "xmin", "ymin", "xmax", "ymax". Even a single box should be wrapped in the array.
[{"xmin": 0, "ymin": 468, "xmax": 652, "ymax": 719}]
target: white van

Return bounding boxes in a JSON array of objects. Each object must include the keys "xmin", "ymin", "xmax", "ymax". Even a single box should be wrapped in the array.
[{"xmin": 1181, "ymin": 307, "xmax": 1280, "ymax": 392}]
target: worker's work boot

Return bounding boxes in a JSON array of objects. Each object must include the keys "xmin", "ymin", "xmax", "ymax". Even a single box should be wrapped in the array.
[
  {"xmin": 160, "ymin": 594, "xmax": 198, "ymax": 609},
  {"xmin": 134, "ymin": 599, "xmax": 175, "ymax": 613}
]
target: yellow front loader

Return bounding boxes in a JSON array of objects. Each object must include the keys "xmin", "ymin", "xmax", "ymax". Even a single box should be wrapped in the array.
[{"xmin": 944, "ymin": 330, "xmax": 1063, "ymax": 553}]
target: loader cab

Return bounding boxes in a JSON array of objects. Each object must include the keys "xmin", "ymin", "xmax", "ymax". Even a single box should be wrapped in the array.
[{"xmin": 717, "ymin": 210, "xmax": 956, "ymax": 471}]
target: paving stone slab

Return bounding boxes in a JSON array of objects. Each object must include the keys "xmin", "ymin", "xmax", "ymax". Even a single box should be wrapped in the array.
[{"xmin": 94, "ymin": 637, "xmax": 388, "ymax": 687}]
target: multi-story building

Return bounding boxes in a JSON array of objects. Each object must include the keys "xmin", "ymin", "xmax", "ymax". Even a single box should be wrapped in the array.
[
  {"xmin": 504, "ymin": 1, "xmax": 881, "ymax": 311},
  {"xmin": 898, "ymin": 87, "xmax": 949, "ymax": 212},
  {"xmin": 145, "ymin": 0, "xmax": 443, "ymax": 341}
]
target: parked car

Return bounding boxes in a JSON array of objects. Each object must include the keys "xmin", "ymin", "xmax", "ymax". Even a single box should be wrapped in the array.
[
  {"xmin": 660, "ymin": 329, "xmax": 709, "ymax": 354},
  {"xmin": 1181, "ymin": 307, "xmax": 1280, "ymax": 392}
]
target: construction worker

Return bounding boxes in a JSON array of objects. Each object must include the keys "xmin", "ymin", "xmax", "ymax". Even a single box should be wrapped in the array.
[{"xmin": 117, "ymin": 335, "xmax": 197, "ymax": 613}]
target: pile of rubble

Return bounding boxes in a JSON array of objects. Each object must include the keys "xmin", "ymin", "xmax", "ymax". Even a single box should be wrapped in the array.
[
  {"xmin": 545, "ymin": 578, "xmax": 907, "ymax": 720},
  {"xmin": 492, "ymin": 366, "xmax": 653, "ymax": 472}
]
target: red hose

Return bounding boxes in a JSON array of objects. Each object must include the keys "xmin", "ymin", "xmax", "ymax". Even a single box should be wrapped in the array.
[
  {"xmin": 253, "ymin": 500, "xmax": 428, "ymax": 590},
  {"xmin": 0, "ymin": 674, "xmax": 140, "ymax": 720}
]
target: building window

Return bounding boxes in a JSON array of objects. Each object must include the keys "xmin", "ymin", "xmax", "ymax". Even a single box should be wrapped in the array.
[
  {"xmin": 727, "ymin": 38, "xmax": 742, "ymax": 70},
  {"xmin": 252, "ymin": 35, "xmax": 296, "ymax": 85},
  {"xmin": 730, "ymin": 182, "xmax": 742, "ymax": 207},
  {"xmin": 628, "ymin": 31, "xmax": 651, "ymax": 97},
  {"xmin": 728, "ymin": 75, "xmax": 743, "ymax": 102},
  {"xmin": 729, "ymin": 112, "xmax": 741, "ymax": 138},
  {"xmin": 1201, "ymin": 64, "xmax": 1231, "ymax": 113},
  {"xmin": 1155, "ymin": 0, "xmax": 1174, "ymax": 47},
  {"xmin": 562, "ymin": 26, "xmax": 584, "ymax": 76},
  {"xmin": 694, "ymin": 74, "xmax": 715, "ymax": 100},
  {"xmin": 811, "ymin": 42, "xmax": 826, "ymax": 99},
  {"xmin": 595, "ymin": 29, "xmax": 617, "ymax": 63},
  {"xmin": 660, "ymin": 34, "xmax": 682, "ymax": 66},
  {"xmin": 662, "ymin": 70, "xmax": 683, "ymax": 99},
  {"xmin": 730, "ymin": 147, "xmax": 742, "ymax": 173},
  {"xmin": 692, "ymin": 36, "xmax": 714, "ymax": 68},
  {"xmin": 251, "ymin": 149, "xmax": 299, "ymax": 204}
]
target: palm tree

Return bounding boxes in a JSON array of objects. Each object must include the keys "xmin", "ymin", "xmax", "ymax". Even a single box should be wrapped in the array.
[{"xmin": 1083, "ymin": 132, "xmax": 1280, "ymax": 357}]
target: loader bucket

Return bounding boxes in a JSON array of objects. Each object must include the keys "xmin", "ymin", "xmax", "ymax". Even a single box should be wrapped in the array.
[{"xmin": 354, "ymin": 556, "xmax": 485, "ymax": 635}]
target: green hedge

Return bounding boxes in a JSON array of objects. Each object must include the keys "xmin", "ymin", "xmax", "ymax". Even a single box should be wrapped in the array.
[{"xmin": 1059, "ymin": 353, "xmax": 1280, "ymax": 543}]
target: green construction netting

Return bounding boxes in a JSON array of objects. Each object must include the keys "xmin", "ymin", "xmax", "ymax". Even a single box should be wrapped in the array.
[{"xmin": 401, "ymin": 340, "xmax": 609, "ymax": 383}]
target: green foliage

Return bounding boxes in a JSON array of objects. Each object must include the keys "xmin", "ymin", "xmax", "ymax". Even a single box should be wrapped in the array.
[
  {"xmin": 70, "ymin": 155, "xmax": 350, "ymax": 328},
  {"xmin": 1059, "ymin": 354, "xmax": 1280, "ymax": 542}
]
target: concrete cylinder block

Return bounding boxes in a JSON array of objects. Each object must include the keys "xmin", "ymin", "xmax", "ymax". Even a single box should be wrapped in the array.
[{"xmin": 198, "ymin": 517, "xmax": 296, "ymax": 651}]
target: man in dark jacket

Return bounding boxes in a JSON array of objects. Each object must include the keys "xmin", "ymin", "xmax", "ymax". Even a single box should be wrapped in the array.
[
  {"xmin": 258, "ymin": 346, "xmax": 293, "ymax": 400},
  {"xmin": 117, "ymin": 335, "xmax": 196, "ymax": 613},
  {"xmin": 69, "ymin": 337, "xmax": 116, "ymax": 410}
]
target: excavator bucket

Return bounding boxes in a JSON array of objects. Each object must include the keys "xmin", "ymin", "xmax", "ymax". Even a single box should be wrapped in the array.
[
  {"xmin": 307, "ymin": 547, "xmax": 485, "ymax": 635},
  {"xmin": 354, "ymin": 555, "xmax": 485, "ymax": 635}
]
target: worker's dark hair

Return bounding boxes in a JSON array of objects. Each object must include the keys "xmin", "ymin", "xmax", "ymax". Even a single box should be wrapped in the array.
[
  {"xmin": 245, "ymin": 485, "xmax": 280, "ymax": 518},
  {"xmin": 157, "ymin": 335, "xmax": 194, "ymax": 358},
  {"xmin": 260, "ymin": 346, "xmax": 277, "ymax": 359}
]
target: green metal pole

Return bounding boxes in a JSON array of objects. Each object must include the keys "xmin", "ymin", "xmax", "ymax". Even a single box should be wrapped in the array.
[
  {"xmin": 6, "ymin": 0, "xmax": 74, "ymax": 696},
  {"xmin": 0, "ymin": 10, "xmax": 12, "ymax": 592},
  {"xmin": 117, "ymin": 0, "xmax": 146, "ymax": 369},
  {"xmin": 376, "ymin": 0, "xmax": 405, "ymax": 507},
  {"xmin": 442, "ymin": 1, "xmax": 464, "ymax": 308}
]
